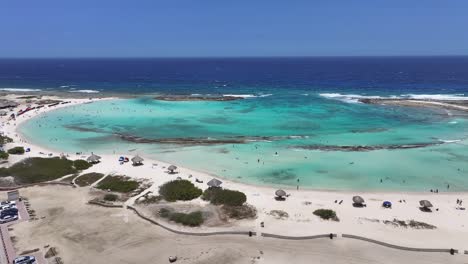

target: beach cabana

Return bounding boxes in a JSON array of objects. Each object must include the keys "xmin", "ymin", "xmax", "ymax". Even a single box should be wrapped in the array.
[
  {"xmin": 419, "ymin": 200, "xmax": 433, "ymax": 212},
  {"xmin": 352, "ymin": 196, "xmax": 365, "ymax": 207},
  {"xmin": 207, "ymin": 178, "xmax": 223, "ymax": 188},
  {"xmin": 87, "ymin": 153, "xmax": 101, "ymax": 164},
  {"xmin": 168, "ymin": 165, "xmax": 178, "ymax": 174},
  {"xmin": 275, "ymin": 189, "xmax": 287, "ymax": 201},
  {"xmin": 131, "ymin": 155, "xmax": 144, "ymax": 166}
]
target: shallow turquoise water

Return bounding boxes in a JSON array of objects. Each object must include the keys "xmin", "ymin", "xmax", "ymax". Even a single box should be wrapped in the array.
[{"xmin": 19, "ymin": 96, "xmax": 468, "ymax": 191}]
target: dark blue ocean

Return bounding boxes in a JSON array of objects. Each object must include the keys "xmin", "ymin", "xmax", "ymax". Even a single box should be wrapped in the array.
[{"xmin": 1, "ymin": 57, "xmax": 468, "ymax": 95}]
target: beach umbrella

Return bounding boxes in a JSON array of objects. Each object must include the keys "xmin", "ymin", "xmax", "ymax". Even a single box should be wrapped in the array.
[
  {"xmin": 352, "ymin": 196, "xmax": 365, "ymax": 204},
  {"xmin": 275, "ymin": 189, "xmax": 286, "ymax": 197},
  {"xmin": 87, "ymin": 153, "xmax": 101, "ymax": 163},
  {"xmin": 382, "ymin": 201, "xmax": 392, "ymax": 208},
  {"xmin": 131, "ymin": 155, "xmax": 144, "ymax": 164},
  {"xmin": 419, "ymin": 200, "xmax": 433, "ymax": 208},
  {"xmin": 207, "ymin": 178, "xmax": 223, "ymax": 188},
  {"xmin": 168, "ymin": 165, "xmax": 177, "ymax": 173}
]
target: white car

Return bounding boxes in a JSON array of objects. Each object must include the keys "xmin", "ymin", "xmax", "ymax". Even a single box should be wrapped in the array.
[
  {"xmin": 13, "ymin": 255, "xmax": 36, "ymax": 264},
  {"xmin": 0, "ymin": 214, "xmax": 18, "ymax": 224},
  {"xmin": 0, "ymin": 204, "xmax": 17, "ymax": 211},
  {"xmin": 0, "ymin": 200, "xmax": 16, "ymax": 206}
]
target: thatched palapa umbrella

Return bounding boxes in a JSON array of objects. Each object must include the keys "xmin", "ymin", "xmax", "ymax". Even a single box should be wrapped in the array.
[
  {"xmin": 168, "ymin": 165, "xmax": 177, "ymax": 173},
  {"xmin": 275, "ymin": 189, "xmax": 287, "ymax": 198},
  {"xmin": 87, "ymin": 153, "xmax": 101, "ymax": 163},
  {"xmin": 352, "ymin": 196, "xmax": 365, "ymax": 205},
  {"xmin": 419, "ymin": 200, "xmax": 433, "ymax": 208},
  {"xmin": 207, "ymin": 178, "xmax": 223, "ymax": 188},
  {"xmin": 131, "ymin": 155, "xmax": 144, "ymax": 165}
]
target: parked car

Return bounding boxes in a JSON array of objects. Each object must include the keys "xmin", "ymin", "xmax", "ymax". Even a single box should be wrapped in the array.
[
  {"xmin": 0, "ymin": 204, "xmax": 17, "ymax": 211},
  {"xmin": 0, "ymin": 214, "xmax": 17, "ymax": 224},
  {"xmin": 0, "ymin": 208, "xmax": 18, "ymax": 217},
  {"xmin": 13, "ymin": 255, "xmax": 36, "ymax": 264},
  {"xmin": 0, "ymin": 200, "xmax": 16, "ymax": 206}
]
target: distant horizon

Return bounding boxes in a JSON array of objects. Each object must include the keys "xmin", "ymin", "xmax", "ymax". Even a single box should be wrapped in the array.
[{"xmin": 2, "ymin": 55, "xmax": 468, "ymax": 60}]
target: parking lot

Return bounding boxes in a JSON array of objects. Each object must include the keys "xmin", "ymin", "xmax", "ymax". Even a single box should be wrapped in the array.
[{"xmin": 0, "ymin": 199, "xmax": 46, "ymax": 264}]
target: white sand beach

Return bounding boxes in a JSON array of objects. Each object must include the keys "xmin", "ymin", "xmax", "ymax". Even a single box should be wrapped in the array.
[{"xmin": 1, "ymin": 94, "xmax": 468, "ymax": 263}]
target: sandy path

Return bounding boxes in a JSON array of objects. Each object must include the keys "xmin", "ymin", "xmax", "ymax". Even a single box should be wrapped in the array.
[{"xmin": 7, "ymin": 186, "xmax": 466, "ymax": 264}]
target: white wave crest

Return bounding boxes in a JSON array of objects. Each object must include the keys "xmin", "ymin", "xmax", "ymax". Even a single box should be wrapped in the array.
[
  {"xmin": 401, "ymin": 94, "xmax": 468, "ymax": 101},
  {"xmin": 69, "ymin": 89, "xmax": 100, "ymax": 94},
  {"xmin": 223, "ymin": 94, "xmax": 272, "ymax": 98},
  {"xmin": 0, "ymin": 88, "xmax": 42, "ymax": 92},
  {"xmin": 319, "ymin": 93, "xmax": 468, "ymax": 103}
]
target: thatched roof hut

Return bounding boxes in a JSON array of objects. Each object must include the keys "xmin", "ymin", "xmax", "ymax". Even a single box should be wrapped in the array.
[
  {"xmin": 168, "ymin": 165, "xmax": 177, "ymax": 173},
  {"xmin": 86, "ymin": 153, "xmax": 101, "ymax": 163},
  {"xmin": 207, "ymin": 178, "xmax": 223, "ymax": 188},
  {"xmin": 419, "ymin": 200, "xmax": 433, "ymax": 208},
  {"xmin": 275, "ymin": 189, "xmax": 287, "ymax": 198},
  {"xmin": 352, "ymin": 196, "xmax": 365, "ymax": 205},
  {"xmin": 131, "ymin": 155, "xmax": 144, "ymax": 165}
]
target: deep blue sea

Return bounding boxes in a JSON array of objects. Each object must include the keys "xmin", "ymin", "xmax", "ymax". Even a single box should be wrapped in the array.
[
  {"xmin": 6, "ymin": 57, "xmax": 468, "ymax": 191},
  {"xmin": 1, "ymin": 57, "xmax": 468, "ymax": 95}
]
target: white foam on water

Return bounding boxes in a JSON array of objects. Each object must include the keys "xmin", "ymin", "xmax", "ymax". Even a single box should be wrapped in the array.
[
  {"xmin": 69, "ymin": 89, "xmax": 100, "ymax": 94},
  {"xmin": 0, "ymin": 88, "xmax": 42, "ymax": 92},
  {"xmin": 401, "ymin": 94, "xmax": 468, "ymax": 100},
  {"xmin": 319, "ymin": 93, "xmax": 468, "ymax": 103},
  {"xmin": 223, "ymin": 94, "xmax": 273, "ymax": 98}
]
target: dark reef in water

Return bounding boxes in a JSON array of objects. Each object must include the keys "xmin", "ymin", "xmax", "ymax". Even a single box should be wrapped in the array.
[
  {"xmin": 154, "ymin": 95, "xmax": 242, "ymax": 101},
  {"xmin": 292, "ymin": 142, "xmax": 442, "ymax": 152}
]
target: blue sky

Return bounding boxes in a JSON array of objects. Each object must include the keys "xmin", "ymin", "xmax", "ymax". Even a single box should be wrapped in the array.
[{"xmin": 1, "ymin": 0, "xmax": 467, "ymax": 57}]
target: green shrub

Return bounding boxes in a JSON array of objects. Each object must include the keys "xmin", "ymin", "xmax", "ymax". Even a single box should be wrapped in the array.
[
  {"xmin": 222, "ymin": 205, "xmax": 257, "ymax": 219},
  {"xmin": 73, "ymin": 159, "xmax": 92, "ymax": 170},
  {"xmin": 96, "ymin": 175, "xmax": 139, "ymax": 193},
  {"xmin": 75, "ymin": 172, "xmax": 104, "ymax": 187},
  {"xmin": 202, "ymin": 187, "xmax": 246, "ymax": 206},
  {"xmin": 170, "ymin": 211, "xmax": 204, "ymax": 226},
  {"xmin": 103, "ymin": 194, "xmax": 118, "ymax": 202},
  {"xmin": 313, "ymin": 209, "xmax": 339, "ymax": 221},
  {"xmin": 7, "ymin": 146, "xmax": 25, "ymax": 155},
  {"xmin": 0, "ymin": 157, "xmax": 77, "ymax": 184},
  {"xmin": 159, "ymin": 180, "xmax": 202, "ymax": 202},
  {"xmin": 0, "ymin": 151, "xmax": 8, "ymax": 160},
  {"xmin": 0, "ymin": 135, "xmax": 13, "ymax": 145},
  {"xmin": 159, "ymin": 208, "xmax": 171, "ymax": 218}
]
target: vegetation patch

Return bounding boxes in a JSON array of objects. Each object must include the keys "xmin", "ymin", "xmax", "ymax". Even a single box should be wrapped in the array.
[
  {"xmin": 7, "ymin": 146, "xmax": 25, "ymax": 155},
  {"xmin": 159, "ymin": 208, "xmax": 204, "ymax": 226},
  {"xmin": 269, "ymin": 210, "xmax": 289, "ymax": 219},
  {"xmin": 73, "ymin": 159, "xmax": 92, "ymax": 170},
  {"xmin": 103, "ymin": 193, "xmax": 119, "ymax": 202},
  {"xmin": 0, "ymin": 157, "xmax": 77, "ymax": 184},
  {"xmin": 221, "ymin": 204, "xmax": 257, "ymax": 220},
  {"xmin": 0, "ymin": 151, "xmax": 8, "ymax": 160},
  {"xmin": 96, "ymin": 175, "xmax": 139, "ymax": 193},
  {"xmin": 202, "ymin": 187, "xmax": 247, "ymax": 206},
  {"xmin": 159, "ymin": 180, "xmax": 202, "ymax": 202},
  {"xmin": 0, "ymin": 135, "xmax": 13, "ymax": 145},
  {"xmin": 313, "ymin": 209, "xmax": 339, "ymax": 221},
  {"xmin": 75, "ymin": 172, "xmax": 104, "ymax": 187}
]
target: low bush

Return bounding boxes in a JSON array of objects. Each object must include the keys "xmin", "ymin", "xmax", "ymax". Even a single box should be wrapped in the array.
[
  {"xmin": 73, "ymin": 159, "xmax": 92, "ymax": 170},
  {"xmin": 159, "ymin": 180, "xmax": 202, "ymax": 201},
  {"xmin": 221, "ymin": 205, "xmax": 257, "ymax": 220},
  {"xmin": 96, "ymin": 175, "xmax": 139, "ymax": 193},
  {"xmin": 0, "ymin": 135, "xmax": 13, "ymax": 145},
  {"xmin": 0, "ymin": 151, "xmax": 8, "ymax": 160},
  {"xmin": 159, "ymin": 208, "xmax": 204, "ymax": 226},
  {"xmin": 0, "ymin": 157, "xmax": 77, "ymax": 184},
  {"xmin": 7, "ymin": 146, "xmax": 25, "ymax": 155},
  {"xmin": 313, "ymin": 209, "xmax": 339, "ymax": 221},
  {"xmin": 103, "ymin": 194, "xmax": 118, "ymax": 202},
  {"xmin": 202, "ymin": 187, "xmax": 246, "ymax": 206},
  {"xmin": 75, "ymin": 172, "xmax": 104, "ymax": 187}
]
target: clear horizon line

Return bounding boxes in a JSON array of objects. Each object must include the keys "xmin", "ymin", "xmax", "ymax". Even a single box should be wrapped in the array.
[{"xmin": 1, "ymin": 54, "xmax": 468, "ymax": 60}]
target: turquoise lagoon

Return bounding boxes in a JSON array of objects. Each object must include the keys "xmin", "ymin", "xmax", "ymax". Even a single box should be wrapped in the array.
[{"xmin": 19, "ymin": 95, "xmax": 468, "ymax": 191}]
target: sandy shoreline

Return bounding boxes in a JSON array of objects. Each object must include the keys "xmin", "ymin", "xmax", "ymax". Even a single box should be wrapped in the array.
[{"xmin": 1, "ymin": 94, "xmax": 468, "ymax": 254}]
